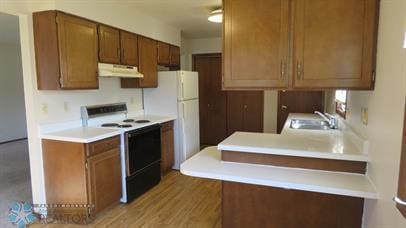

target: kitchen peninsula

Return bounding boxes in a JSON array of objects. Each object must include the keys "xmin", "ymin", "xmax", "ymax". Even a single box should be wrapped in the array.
[{"xmin": 181, "ymin": 114, "xmax": 377, "ymax": 228}]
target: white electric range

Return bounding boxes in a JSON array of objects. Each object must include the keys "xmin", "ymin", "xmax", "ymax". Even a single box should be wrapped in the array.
[{"xmin": 81, "ymin": 103, "xmax": 175, "ymax": 203}]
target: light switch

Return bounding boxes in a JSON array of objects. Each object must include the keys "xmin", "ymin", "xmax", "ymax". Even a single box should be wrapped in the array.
[
  {"xmin": 361, "ymin": 107, "xmax": 368, "ymax": 125},
  {"xmin": 64, "ymin": 102, "xmax": 69, "ymax": 112},
  {"xmin": 41, "ymin": 103, "xmax": 48, "ymax": 115}
]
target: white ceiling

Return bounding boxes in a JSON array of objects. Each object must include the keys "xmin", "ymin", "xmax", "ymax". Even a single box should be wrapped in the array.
[
  {"xmin": 0, "ymin": 13, "xmax": 20, "ymax": 44},
  {"xmin": 122, "ymin": 0, "xmax": 222, "ymax": 39}
]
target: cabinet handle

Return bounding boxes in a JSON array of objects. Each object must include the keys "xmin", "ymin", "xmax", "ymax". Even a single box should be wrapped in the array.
[
  {"xmin": 297, "ymin": 61, "xmax": 302, "ymax": 80},
  {"xmin": 122, "ymin": 49, "xmax": 125, "ymax": 59},
  {"xmin": 244, "ymin": 105, "xmax": 248, "ymax": 109},
  {"xmin": 181, "ymin": 82, "xmax": 184, "ymax": 98},
  {"xmin": 182, "ymin": 103, "xmax": 185, "ymax": 119},
  {"xmin": 280, "ymin": 61, "xmax": 286, "ymax": 80},
  {"xmin": 393, "ymin": 197, "xmax": 406, "ymax": 206},
  {"xmin": 117, "ymin": 48, "xmax": 120, "ymax": 58}
]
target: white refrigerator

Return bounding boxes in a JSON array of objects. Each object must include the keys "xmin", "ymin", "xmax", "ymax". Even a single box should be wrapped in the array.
[{"xmin": 143, "ymin": 71, "xmax": 200, "ymax": 169}]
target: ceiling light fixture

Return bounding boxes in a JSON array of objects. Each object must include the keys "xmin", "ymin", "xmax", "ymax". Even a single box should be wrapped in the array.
[{"xmin": 208, "ymin": 9, "xmax": 222, "ymax": 23}]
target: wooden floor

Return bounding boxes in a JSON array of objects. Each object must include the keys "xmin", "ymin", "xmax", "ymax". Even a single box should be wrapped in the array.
[{"xmin": 32, "ymin": 171, "xmax": 221, "ymax": 228}]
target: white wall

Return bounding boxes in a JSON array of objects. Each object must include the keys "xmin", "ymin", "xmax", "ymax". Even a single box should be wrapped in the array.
[
  {"xmin": 181, "ymin": 36, "xmax": 278, "ymax": 133},
  {"xmin": 181, "ymin": 37, "xmax": 222, "ymax": 71},
  {"xmin": 0, "ymin": 0, "xmax": 181, "ymax": 206},
  {"xmin": 0, "ymin": 42, "xmax": 27, "ymax": 142},
  {"xmin": 325, "ymin": 0, "xmax": 406, "ymax": 227}
]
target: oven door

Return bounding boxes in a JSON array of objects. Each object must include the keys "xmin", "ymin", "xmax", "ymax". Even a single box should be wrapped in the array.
[{"xmin": 125, "ymin": 124, "xmax": 161, "ymax": 176}]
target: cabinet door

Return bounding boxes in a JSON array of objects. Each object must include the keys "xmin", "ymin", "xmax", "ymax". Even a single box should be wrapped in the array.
[
  {"xmin": 157, "ymin": 41, "xmax": 170, "ymax": 65},
  {"xmin": 169, "ymin": 45, "xmax": 180, "ymax": 66},
  {"xmin": 120, "ymin": 31, "xmax": 138, "ymax": 66},
  {"xmin": 223, "ymin": 0, "xmax": 290, "ymax": 89},
  {"xmin": 98, "ymin": 25, "xmax": 120, "ymax": 64},
  {"xmin": 293, "ymin": 0, "xmax": 378, "ymax": 89},
  {"xmin": 57, "ymin": 13, "xmax": 99, "ymax": 89},
  {"xmin": 87, "ymin": 148, "xmax": 121, "ymax": 214},
  {"xmin": 242, "ymin": 92, "xmax": 264, "ymax": 132},
  {"xmin": 227, "ymin": 91, "xmax": 264, "ymax": 136},
  {"xmin": 137, "ymin": 36, "xmax": 158, "ymax": 87}
]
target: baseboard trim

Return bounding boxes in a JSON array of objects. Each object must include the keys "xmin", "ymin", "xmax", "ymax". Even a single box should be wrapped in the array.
[{"xmin": 0, "ymin": 137, "xmax": 28, "ymax": 145}]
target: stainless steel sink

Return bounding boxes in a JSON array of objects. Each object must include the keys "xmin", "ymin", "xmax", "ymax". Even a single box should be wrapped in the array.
[{"xmin": 289, "ymin": 119, "xmax": 331, "ymax": 130}]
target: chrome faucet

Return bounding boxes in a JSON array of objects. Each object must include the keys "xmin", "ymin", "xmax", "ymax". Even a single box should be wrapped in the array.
[{"xmin": 314, "ymin": 111, "xmax": 338, "ymax": 129}]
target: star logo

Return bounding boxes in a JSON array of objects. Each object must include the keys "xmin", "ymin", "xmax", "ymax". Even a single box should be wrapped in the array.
[{"xmin": 8, "ymin": 201, "xmax": 38, "ymax": 227}]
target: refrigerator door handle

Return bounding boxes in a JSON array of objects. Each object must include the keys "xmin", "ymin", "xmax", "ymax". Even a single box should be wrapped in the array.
[
  {"xmin": 182, "ymin": 103, "xmax": 185, "ymax": 119},
  {"xmin": 181, "ymin": 82, "xmax": 185, "ymax": 100}
]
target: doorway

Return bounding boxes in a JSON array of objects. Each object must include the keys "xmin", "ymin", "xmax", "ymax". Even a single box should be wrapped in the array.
[
  {"xmin": 277, "ymin": 91, "xmax": 324, "ymax": 133},
  {"xmin": 0, "ymin": 12, "xmax": 32, "ymax": 226}
]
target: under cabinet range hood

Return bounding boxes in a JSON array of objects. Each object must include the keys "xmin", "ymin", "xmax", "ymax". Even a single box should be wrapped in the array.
[{"xmin": 98, "ymin": 63, "xmax": 144, "ymax": 78}]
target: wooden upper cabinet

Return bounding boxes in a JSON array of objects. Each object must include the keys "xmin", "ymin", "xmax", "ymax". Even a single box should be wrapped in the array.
[
  {"xmin": 169, "ymin": 45, "xmax": 180, "ymax": 66},
  {"xmin": 138, "ymin": 37, "xmax": 158, "ymax": 87},
  {"xmin": 292, "ymin": 0, "xmax": 379, "ymax": 89},
  {"xmin": 99, "ymin": 25, "xmax": 138, "ymax": 66},
  {"xmin": 120, "ymin": 31, "xmax": 138, "ymax": 66},
  {"xmin": 222, "ymin": 0, "xmax": 379, "ymax": 90},
  {"xmin": 98, "ymin": 25, "xmax": 120, "ymax": 64},
  {"xmin": 34, "ymin": 11, "xmax": 99, "ymax": 90},
  {"xmin": 157, "ymin": 41, "xmax": 170, "ymax": 65},
  {"xmin": 157, "ymin": 42, "xmax": 180, "ymax": 67},
  {"xmin": 58, "ymin": 13, "xmax": 99, "ymax": 89},
  {"xmin": 223, "ymin": 0, "xmax": 290, "ymax": 89},
  {"xmin": 121, "ymin": 36, "xmax": 158, "ymax": 88}
]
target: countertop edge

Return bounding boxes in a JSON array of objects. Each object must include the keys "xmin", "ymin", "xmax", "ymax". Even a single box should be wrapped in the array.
[
  {"xmin": 40, "ymin": 130, "xmax": 123, "ymax": 143},
  {"xmin": 181, "ymin": 168, "xmax": 378, "ymax": 199},
  {"xmin": 217, "ymin": 144, "xmax": 369, "ymax": 162},
  {"xmin": 39, "ymin": 116, "xmax": 176, "ymax": 143},
  {"xmin": 180, "ymin": 147, "xmax": 378, "ymax": 200}
]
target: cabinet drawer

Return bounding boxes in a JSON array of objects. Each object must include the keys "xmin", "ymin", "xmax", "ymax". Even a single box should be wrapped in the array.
[
  {"xmin": 87, "ymin": 136, "xmax": 120, "ymax": 157},
  {"xmin": 161, "ymin": 121, "xmax": 174, "ymax": 132}
]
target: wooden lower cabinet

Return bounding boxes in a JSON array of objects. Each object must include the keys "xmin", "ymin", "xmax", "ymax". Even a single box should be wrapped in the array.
[
  {"xmin": 161, "ymin": 121, "xmax": 175, "ymax": 175},
  {"xmin": 222, "ymin": 181, "xmax": 364, "ymax": 228},
  {"xmin": 42, "ymin": 136, "xmax": 121, "ymax": 222}
]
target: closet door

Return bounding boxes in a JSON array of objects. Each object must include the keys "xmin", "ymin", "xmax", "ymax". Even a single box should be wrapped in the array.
[{"xmin": 194, "ymin": 54, "xmax": 227, "ymax": 145}]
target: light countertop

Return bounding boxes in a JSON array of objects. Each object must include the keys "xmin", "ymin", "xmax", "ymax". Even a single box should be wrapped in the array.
[
  {"xmin": 40, "ymin": 115, "xmax": 176, "ymax": 143},
  {"xmin": 180, "ymin": 147, "xmax": 378, "ymax": 199},
  {"xmin": 218, "ymin": 113, "xmax": 368, "ymax": 162},
  {"xmin": 40, "ymin": 127, "xmax": 122, "ymax": 143}
]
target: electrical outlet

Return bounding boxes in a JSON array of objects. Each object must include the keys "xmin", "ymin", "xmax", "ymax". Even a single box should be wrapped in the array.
[
  {"xmin": 361, "ymin": 107, "xmax": 368, "ymax": 125},
  {"xmin": 41, "ymin": 103, "xmax": 48, "ymax": 115},
  {"xmin": 64, "ymin": 102, "xmax": 69, "ymax": 112}
]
